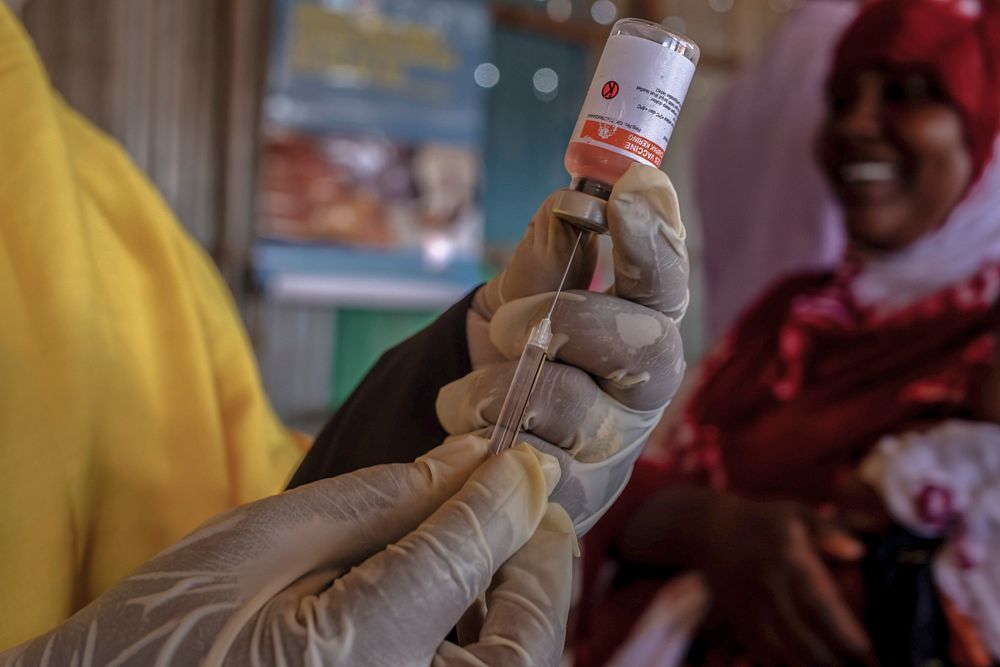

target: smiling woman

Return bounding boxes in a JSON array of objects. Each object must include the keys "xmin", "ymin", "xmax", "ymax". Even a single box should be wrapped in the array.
[
  {"xmin": 821, "ymin": 68, "xmax": 973, "ymax": 252},
  {"xmin": 574, "ymin": 1, "xmax": 1000, "ymax": 665}
]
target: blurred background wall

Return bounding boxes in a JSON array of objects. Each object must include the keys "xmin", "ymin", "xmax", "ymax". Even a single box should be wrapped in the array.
[
  {"xmin": 14, "ymin": 0, "xmax": 800, "ymax": 431},
  {"xmin": 19, "ymin": 0, "xmax": 272, "ymax": 298}
]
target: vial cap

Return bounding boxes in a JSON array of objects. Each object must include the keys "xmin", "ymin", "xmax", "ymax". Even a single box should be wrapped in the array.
[{"xmin": 551, "ymin": 188, "xmax": 608, "ymax": 234}]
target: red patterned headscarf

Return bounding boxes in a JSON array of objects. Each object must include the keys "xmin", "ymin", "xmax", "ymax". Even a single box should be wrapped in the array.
[{"xmin": 830, "ymin": 0, "xmax": 1000, "ymax": 183}]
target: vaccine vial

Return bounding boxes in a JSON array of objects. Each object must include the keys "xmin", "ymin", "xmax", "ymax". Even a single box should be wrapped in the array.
[{"xmin": 553, "ymin": 18, "xmax": 699, "ymax": 233}]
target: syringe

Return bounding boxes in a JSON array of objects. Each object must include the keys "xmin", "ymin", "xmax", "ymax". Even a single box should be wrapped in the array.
[{"xmin": 489, "ymin": 230, "xmax": 584, "ymax": 455}]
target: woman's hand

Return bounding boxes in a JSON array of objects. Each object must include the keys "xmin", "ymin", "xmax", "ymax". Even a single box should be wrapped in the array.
[
  {"xmin": 619, "ymin": 485, "xmax": 873, "ymax": 666},
  {"xmin": 699, "ymin": 495, "xmax": 873, "ymax": 666}
]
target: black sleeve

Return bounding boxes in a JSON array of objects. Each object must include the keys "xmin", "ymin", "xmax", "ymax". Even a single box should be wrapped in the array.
[{"xmin": 287, "ymin": 288, "xmax": 479, "ymax": 488}]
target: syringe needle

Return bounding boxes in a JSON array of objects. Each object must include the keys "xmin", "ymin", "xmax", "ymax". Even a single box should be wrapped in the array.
[
  {"xmin": 547, "ymin": 230, "xmax": 584, "ymax": 321},
  {"xmin": 489, "ymin": 230, "xmax": 586, "ymax": 455}
]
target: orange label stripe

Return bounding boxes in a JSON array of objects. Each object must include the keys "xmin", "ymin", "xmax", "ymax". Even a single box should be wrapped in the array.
[{"xmin": 579, "ymin": 119, "xmax": 665, "ymax": 167}]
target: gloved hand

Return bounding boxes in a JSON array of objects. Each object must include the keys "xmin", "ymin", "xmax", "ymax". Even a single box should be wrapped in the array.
[
  {"xmin": 0, "ymin": 436, "xmax": 577, "ymax": 667},
  {"xmin": 438, "ymin": 163, "xmax": 689, "ymax": 533}
]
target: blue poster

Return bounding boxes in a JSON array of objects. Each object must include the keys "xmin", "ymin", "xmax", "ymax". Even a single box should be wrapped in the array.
[
  {"xmin": 266, "ymin": 0, "xmax": 489, "ymax": 145},
  {"xmin": 257, "ymin": 0, "xmax": 489, "ymax": 290}
]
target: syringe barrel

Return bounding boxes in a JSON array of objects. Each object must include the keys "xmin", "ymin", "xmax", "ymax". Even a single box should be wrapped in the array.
[{"xmin": 489, "ymin": 334, "xmax": 548, "ymax": 455}]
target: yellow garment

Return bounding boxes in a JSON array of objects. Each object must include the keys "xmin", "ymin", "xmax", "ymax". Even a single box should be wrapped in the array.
[{"xmin": 0, "ymin": 5, "xmax": 306, "ymax": 648}]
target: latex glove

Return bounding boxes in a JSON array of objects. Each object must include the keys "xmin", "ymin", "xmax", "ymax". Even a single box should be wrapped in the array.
[
  {"xmin": 439, "ymin": 163, "xmax": 688, "ymax": 533},
  {"xmin": 0, "ymin": 436, "xmax": 577, "ymax": 667}
]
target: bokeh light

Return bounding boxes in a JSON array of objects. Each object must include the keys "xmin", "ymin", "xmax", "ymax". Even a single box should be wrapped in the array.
[
  {"xmin": 546, "ymin": 0, "xmax": 572, "ymax": 22},
  {"xmin": 532, "ymin": 67, "xmax": 559, "ymax": 94},
  {"xmin": 473, "ymin": 62, "xmax": 500, "ymax": 88},
  {"xmin": 662, "ymin": 15, "xmax": 687, "ymax": 35},
  {"xmin": 591, "ymin": 0, "xmax": 617, "ymax": 25}
]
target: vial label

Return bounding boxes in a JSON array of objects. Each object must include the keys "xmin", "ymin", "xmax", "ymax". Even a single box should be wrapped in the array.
[{"xmin": 570, "ymin": 34, "xmax": 695, "ymax": 168}]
